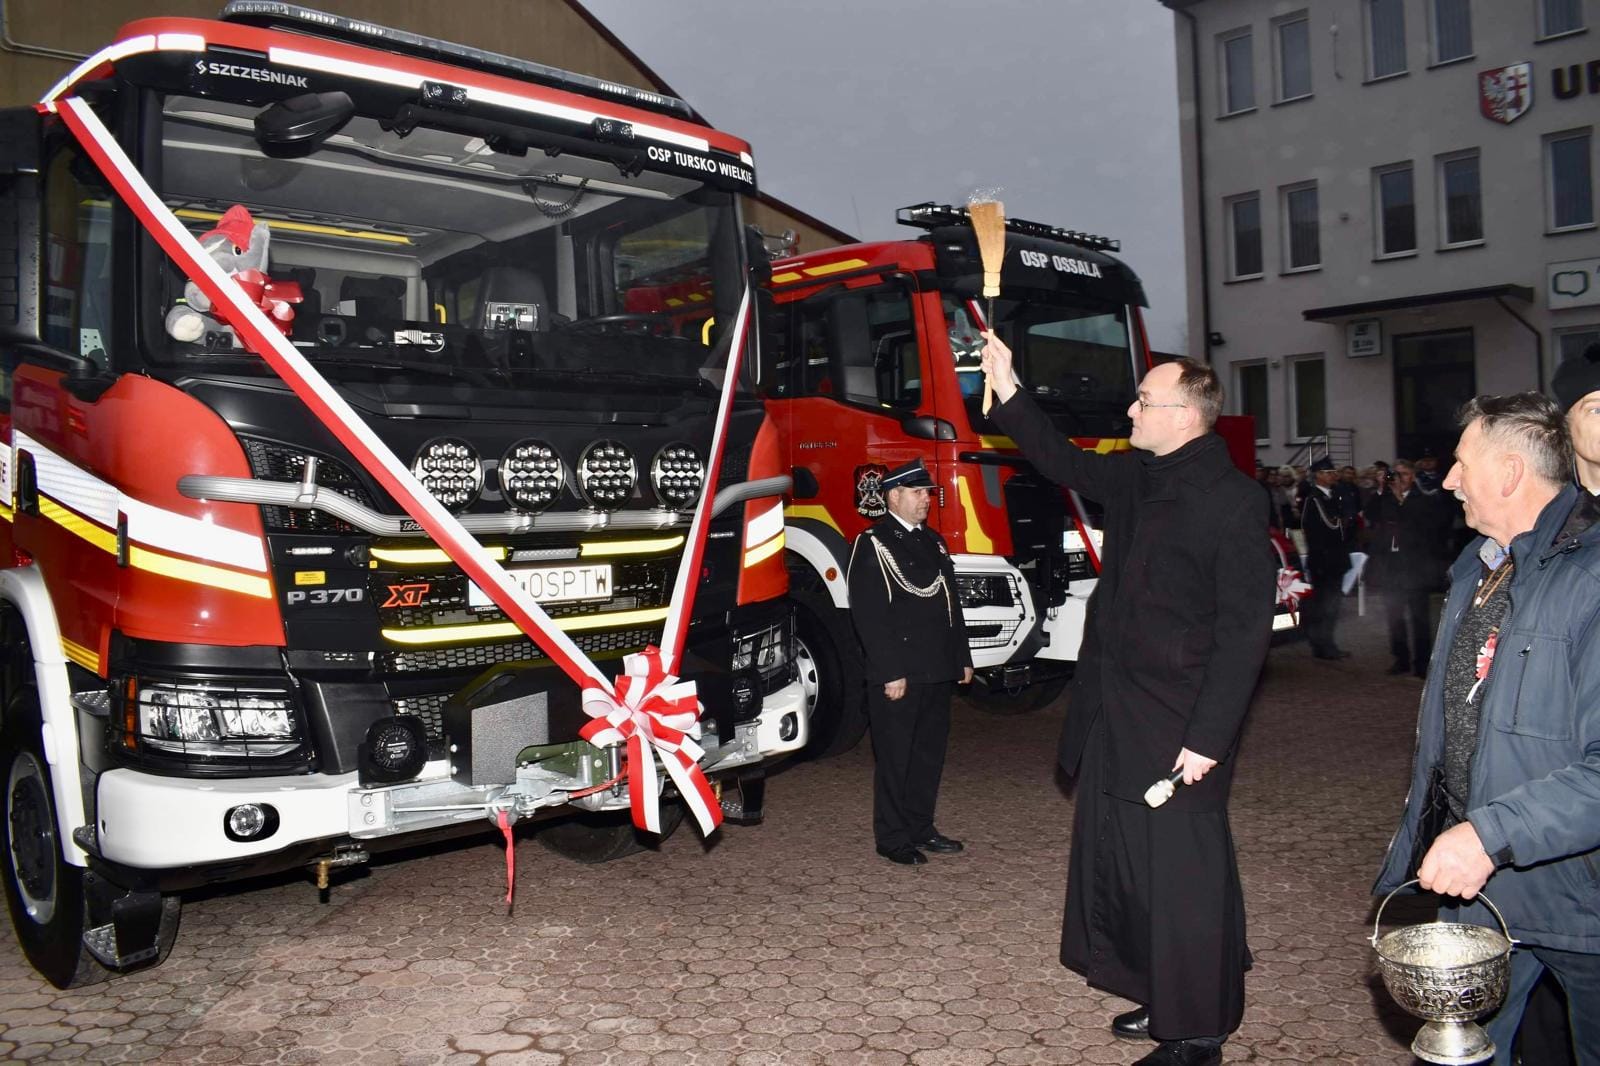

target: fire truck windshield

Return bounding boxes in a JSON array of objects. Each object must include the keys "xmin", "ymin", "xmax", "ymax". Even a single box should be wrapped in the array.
[
  {"xmin": 943, "ymin": 294, "xmax": 1137, "ymax": 439},
  {"xmin": 143, "ymin": 93, "xmax": 745, "ymax": 394}
]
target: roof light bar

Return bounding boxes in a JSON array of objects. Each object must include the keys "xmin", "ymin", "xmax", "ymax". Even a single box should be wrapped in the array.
[
  {"xmin": 220, "ymin": 1, "xmax": 695, "ymax": 120},
  {"xmin": 895, "ymin": 202, "xmax": 1120, "ymax": 252}
]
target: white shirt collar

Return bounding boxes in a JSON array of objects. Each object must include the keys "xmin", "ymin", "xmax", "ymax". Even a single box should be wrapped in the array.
[{"xmin": 889, "ymin": 511, "xmax": 920, "ymax": 533}]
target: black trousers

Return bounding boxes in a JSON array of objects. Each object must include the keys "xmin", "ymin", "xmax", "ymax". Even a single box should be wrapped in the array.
[
  {"xmin": 1384, "ymin": 587, "xmax": 1432, "ymax": 671},
  {"xmin": 867, "ymin": 680, "xmax": 952, "ymax": 850},
  {"xmin": 1302, "ymin": 577, "xmax": 1345, "ymax": 656}
]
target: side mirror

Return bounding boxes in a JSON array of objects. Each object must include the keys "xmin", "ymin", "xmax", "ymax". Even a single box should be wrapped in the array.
[
  {"xmin": 255, "ymin": 92, "xmax": 355, "ymax": 157},
  {"xmin": 744, "ymin": 225, "xmax": 773, "ymax": 286}
]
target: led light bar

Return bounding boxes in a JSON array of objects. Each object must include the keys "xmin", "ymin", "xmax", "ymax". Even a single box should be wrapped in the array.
[{"xmin": 895, "ymin": 201, "xmax": 1120, "ymax": 252}]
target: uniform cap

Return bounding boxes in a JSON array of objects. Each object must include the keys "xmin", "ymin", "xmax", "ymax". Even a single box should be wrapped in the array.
[
  {"xmin": 881, "ymin": 458, "xmax": 935, "ymax": 491},
  {"xmin": 1309, "ymin": 456, "xmax": 1335, "ymax": 472}
]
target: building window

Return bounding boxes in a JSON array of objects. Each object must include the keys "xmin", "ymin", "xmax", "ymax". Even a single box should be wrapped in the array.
[
  {"xmin": 1430, "ymin": 0, "xmax": 1472, "ymax": 63},
  {"xmin": 1226, "ymin": 193, "xmax": 1263, "ymax": 279},
  {"xmin": 1281, "ymin": 182, "xmax": 1320, "ymax": 271},
  {"xmin": 1374, "ymin": 164, "xmax": 1417, "ymax": 255},
  {"xmin": 1539, "ymin": 0, "xmax": 1585, "ymax": 38},
  {"xmin": 1275, "ymin": 14, "xmax": 1313, "ymax": 101},
  {"xmin": 1289, "ymin": 356, "xmax": 1326, "ymax": 441},
  {"xmin": 1220, "ymin": 28, "xmax": 1255, "ymax": 114},
  {"xmin": 1547, "ymin": 130, "xmax": 1595, "ymax": 231},
  {"xmin": 1367, "ymin": 0, "xmax": 1407, "ymax": 79},
  {"xmin": 1437, "ymin": 151, "xmax": 1483, "ymax": 246},
  {"xmin": 1236, "ymin": 361, "xmax": 1270, "ymax": 442},
  {"xmin": 1557, "ymin": 327, "xmax": 1600, "ymax": 365}
]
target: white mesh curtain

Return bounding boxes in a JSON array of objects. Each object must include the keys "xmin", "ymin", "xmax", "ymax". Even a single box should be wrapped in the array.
[{"xmin": 1368, "ymin": 0, "xmax": 1406, "ymax": 77}]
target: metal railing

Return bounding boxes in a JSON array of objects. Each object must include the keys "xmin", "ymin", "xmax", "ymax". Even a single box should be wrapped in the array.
[{"xmin": 1284, "ymin": 427, "xmax": 1355, "ymax": 470}]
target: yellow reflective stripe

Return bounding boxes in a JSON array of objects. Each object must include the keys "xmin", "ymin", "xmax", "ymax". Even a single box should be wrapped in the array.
[
  {"xmin": 771, "ymin": 271, "xmax": 802, "ymax": 284},
  {"xmin": 60, "ymin": 635, "xmax": 100, "ymax": 673},
  {"xmin": 742, "ymin": 532, "xmax": 784, "ymax": 569},
  {"xmin": 977, "ymin": 434, "xmax": 1016, "ymax": 449},
  {"xmin": 175, "ymin": 208, "xmax": 413, "ymax": 245},
  {"xmin": 783, "ymin": 503, "xmax": 842, "ymax": 536},
  {"xmin": 39, "ymin": 497, "xmax": 117, "ymax": 553},
  {"xmin": 0, "ymin": 501, "xmax": 13, "ymax": 522},
  {"xmin": 956, "ymin": 477, "xmax": 993, "ymax": 554},
  {"xmin": 1093, "ymin": 438, "xmax": 1132, "ymax": 454},
  {"xmin": 381, "ymin": 605, "xmax": 671, "ymax": 646},
  {"xmin": 369, "ymin": 545, "xmax": 508, "ymax": 565},
  {"xmin": 126, "ymin": 545, "xmax": 274, "ymax": 599},
  {"xmin": 803, "ymin": 258, "xmax": 869, "ymax": 277},
  {"xmin": 580, "ymin": 535, "xmax": 686, "ymax": 557}
]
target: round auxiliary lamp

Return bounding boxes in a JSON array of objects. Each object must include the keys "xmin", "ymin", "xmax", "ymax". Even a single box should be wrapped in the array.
[{"xmin": 1370, "ymin": 880, "xmax": 1516, "ymax": 1065}]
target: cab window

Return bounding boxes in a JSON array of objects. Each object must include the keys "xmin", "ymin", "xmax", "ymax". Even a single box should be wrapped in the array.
[
  {"xmin": 786, "ymin": 285, "xmax": 921, "ymax": 410},
  {"xmin": 42, "ymin": 143, "xmax": 115, "ymax": 371}
]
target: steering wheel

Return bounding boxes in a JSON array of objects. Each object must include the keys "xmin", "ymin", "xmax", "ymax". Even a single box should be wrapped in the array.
[{"xmin": 556, "ymin": 313, "xmax": 673, "ymax": 337}]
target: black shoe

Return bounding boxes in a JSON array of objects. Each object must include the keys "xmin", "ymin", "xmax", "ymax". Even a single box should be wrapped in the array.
[
  {"xmin": 1112, "ymin": 1006, "xmax": 1151, "ymax": 1040},
  {"xmin": 1133, "ymin": 1040, "xmax": 1222, "ymax": 1066},
  {"xmin": 916, "ymin": 832, "xmax": 964, "ymax": 854},
  {"xmin": 1387, "ymin": 660, "xmax": 1411, "ymax": 675},
  {"xmin": 875, "ymin": 845, "xmax": 926, "ymax": 866}
]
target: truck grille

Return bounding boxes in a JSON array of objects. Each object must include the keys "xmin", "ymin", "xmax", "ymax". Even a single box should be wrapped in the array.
[{"xmin": 379, "ymin": 626, "xmax": 660, "ymax": 675}]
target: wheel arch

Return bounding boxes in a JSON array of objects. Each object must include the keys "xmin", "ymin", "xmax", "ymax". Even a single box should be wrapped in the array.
[
  {"xmin": 784, "ymin": 519, "xmax": 851, "ymax": 610},
  {"xmin": 1, "ymin": 565, "xmax": 90, "ymax": 869}
]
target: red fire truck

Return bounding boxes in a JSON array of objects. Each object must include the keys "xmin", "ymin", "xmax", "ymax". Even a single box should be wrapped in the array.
[
  {"xmin": 0, "ymin": 3, "xmax": 804, "ymax": 987},
  {"xmin": 764, "ymin": 203, "xmax": 1299, "ymax": 756}
]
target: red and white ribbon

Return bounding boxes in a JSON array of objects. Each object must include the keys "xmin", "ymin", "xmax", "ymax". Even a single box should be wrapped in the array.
[
  {"xmin": 1276, "ymin": 566, "xmax": 1311, "ymax": 616},
  {"xmin": 580, "ymin": 646, "xmax": 721, "ymax": 835},
  {"xmin": 54, "ymin": 95, "xmax": 750, "ymax": 833}
]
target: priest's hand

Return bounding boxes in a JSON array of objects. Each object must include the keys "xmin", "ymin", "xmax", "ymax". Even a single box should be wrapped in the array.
[
  {"xmin": 1173, "ymin": 747, "xmax": 1218, "ymax": 786},
  {"xmin": 980, "ymin": 333, "xmax": 1020, "ymax": 404},
  {"xmin": 1418, "ymin": 822, "xmax": 1495, "ymax": 900},
  {"xmin": 884, "ymin": 678, "xmax": 907, "ymax": 701},
  {"xmin": 960, "ymin": 667, "xmax": 974, "ymax": 685}
]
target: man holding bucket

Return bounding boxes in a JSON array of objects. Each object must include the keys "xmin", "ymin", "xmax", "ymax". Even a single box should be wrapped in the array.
[{"xmin": 1374, "ymin": 393, "xmax": 1600, "ymax": 1064}]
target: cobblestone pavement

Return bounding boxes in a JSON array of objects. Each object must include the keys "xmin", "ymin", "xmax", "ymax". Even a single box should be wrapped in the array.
[{"xmin": 2, "ymin": 610, "xmax": 1447, "ymax": 1064}]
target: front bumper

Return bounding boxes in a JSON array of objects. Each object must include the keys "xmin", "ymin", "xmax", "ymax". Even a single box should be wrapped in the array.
[{"xmin": 93, "ymin": 679, "xmax": 807, "ymax": 870}]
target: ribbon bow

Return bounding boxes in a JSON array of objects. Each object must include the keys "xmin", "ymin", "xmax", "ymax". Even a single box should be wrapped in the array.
[
  {"xmin": 1276, "ymin": 566, "xmax": 1312, "ymax": 619},
  {"xmin": 579, "ymin": 646, "xmax": 723, "ymax": 837}
]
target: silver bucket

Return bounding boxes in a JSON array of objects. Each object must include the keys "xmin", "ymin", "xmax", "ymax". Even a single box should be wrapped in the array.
[{"xmin": 1370, "ymin": 879, "xmax": 1517, "ymax": 1065}]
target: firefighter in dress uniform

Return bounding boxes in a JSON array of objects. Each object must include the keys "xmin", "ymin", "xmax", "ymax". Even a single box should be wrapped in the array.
[{"xmin": 846, "ymin": 459, "xmax": 974, "ymax": 866}]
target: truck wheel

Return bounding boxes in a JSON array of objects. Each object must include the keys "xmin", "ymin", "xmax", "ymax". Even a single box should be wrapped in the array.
[
  {"xmin": 963, "ymin": 676, "xmax": 1069, "ymax": 716},
  {"xmin": 793, "ymin": 597, "xmax": 869, "ymax": 758},
  {"xmin": 2, "ymin": 688, "xmax": 110, "ymax": 988},
  {"xmin": 537, "ymin": 802, "xmax": 686, "ymax": 864}
]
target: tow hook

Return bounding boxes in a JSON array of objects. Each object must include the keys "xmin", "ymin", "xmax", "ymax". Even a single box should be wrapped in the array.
[{"xmin": 309, "ymin": 845, "xmax": 370, "ymax": 898}]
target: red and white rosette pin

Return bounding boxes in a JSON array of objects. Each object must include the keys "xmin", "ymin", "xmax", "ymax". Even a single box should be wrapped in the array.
[{"xmin": 579, "ymin": 646, "xmax": 722, "ymax": 836}]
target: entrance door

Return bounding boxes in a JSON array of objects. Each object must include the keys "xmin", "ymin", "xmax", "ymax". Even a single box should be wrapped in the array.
[{"xmin": 1393, "ymin": 328, "xmax": 1475, "ymax": 462}]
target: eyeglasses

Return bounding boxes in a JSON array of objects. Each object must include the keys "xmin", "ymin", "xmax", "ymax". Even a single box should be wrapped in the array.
[{"xmin": 1135, "ymin": 398, "xmax": 1189, "ymax": 411}]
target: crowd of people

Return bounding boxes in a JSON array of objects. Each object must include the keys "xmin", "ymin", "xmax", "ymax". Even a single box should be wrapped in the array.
[
  {"xmin": 843, "ymin": 336, "xmax": 1600, "ymax": 1065},
  {"xmin": 1258, "ymin": 450, "xmax": 1463, "ymax": 672}
]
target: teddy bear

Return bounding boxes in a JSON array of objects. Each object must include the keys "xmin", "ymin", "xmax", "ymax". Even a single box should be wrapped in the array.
[{"xmin": 165, "ymin": 204, "xmax": 301, "ymax": 344}]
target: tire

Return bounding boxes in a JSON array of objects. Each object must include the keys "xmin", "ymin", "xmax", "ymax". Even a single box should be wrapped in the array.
[
  {"xmin": 2, "ymin": 687, "xmax": 111, "ymax": 988},
  {"xmin": 791, "ymin": 593, "xmax": 869, "ymax": 759},
  {"xmin": 962, "ymin": 675, "xmax": 1069, "ymax": 716},
  {"xmin": 537, "ymin": 801, "xmax": 686, "ymax": 864}
]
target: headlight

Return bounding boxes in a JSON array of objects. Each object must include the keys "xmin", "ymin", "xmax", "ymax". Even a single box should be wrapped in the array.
[
  {"xmin": 499, "ymin": 439, "xmax": 565, "ymax": 513},
  {"xmin": 650, "ymin": 443, "xmax": 704, "ymax": 511},
  {"xmin": 412, "ymin": 437, "xmax": 483, "ymax": 511},
  {"xmin": 133, "ymin": 681, "xmax": 300, "ymax": 757},
  {"xmin": 577, "ymin": 440, "xmax": 637, "ymax": 511},
  {"xmin": 955, "ymin": 573, "xmax": 1016, "ymax": 609}
]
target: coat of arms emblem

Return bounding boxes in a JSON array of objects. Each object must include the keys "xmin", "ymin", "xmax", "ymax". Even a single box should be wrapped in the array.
[
  {"xmin": 1479, "ymin": 63, "xmax": 1532, "ymax": 124},
  {"xmin": 854, "ymin": 463, "xmax": 888, "ymax": 518}
]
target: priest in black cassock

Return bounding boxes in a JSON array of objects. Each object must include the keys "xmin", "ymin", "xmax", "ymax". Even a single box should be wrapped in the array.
[
  {"xmin": 981, "ymin": 336, "xmax": 1275, "ymax": 1066},
  {"xmin": 847, "ymin": 458, "xmax": 973, "ymax": 867}
]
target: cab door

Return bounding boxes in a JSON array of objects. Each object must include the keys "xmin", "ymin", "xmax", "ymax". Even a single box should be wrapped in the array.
[{"xmin": 767, "ymin": 276, "xmax": 940, "ymax": 547}]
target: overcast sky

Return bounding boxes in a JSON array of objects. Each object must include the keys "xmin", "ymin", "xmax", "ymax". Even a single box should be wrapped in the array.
[{"xmin": 582, "ymin": 0, "xmax": 1188, "ymax": 352}]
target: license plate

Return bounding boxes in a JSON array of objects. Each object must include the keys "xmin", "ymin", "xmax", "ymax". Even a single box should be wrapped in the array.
[{"xmin": 468, "ymin": 563, "xmax": 613, "ymax": 609}]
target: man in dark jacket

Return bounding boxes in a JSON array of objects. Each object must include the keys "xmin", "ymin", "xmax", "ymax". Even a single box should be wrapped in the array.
[
  {"xmin": 1363, "ymin": 459, "xmax": 1449, "ymax": 677},
  {"xmin": 1300, "ymin": 456, "xmax": 1353, "ymax": 659},
  {"xmin": 1374, "ymin": 394, "xmax": 1600, "ymax": 1065},
  {"xmin": 982, "ymin": 337, "xmax": 1275, "ymax": 1066},
  {"xmin": 847, "ymin": 458, "xmax": 973, "ymax": 867}
]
